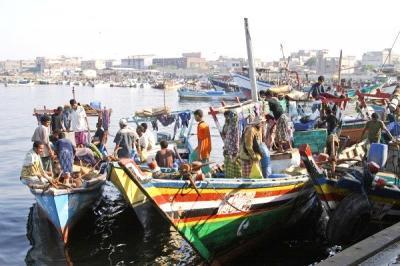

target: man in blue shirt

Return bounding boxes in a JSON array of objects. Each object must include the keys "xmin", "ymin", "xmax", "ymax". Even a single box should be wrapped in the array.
[{"xmin": 309, "ymin": 76, "xmax": 325, "ymax": 99}]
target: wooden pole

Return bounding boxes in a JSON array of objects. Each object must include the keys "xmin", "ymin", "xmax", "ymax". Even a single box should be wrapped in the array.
[
  {"xmin": 244, "ymin": 18, "xmax": 258, "ymax": 102},
  {"xmin": 338, "ymin": 50, "xmax": 342, "ymax": 93}
]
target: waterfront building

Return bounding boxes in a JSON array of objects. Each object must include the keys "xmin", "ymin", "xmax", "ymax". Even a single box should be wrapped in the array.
[
  {"xmin": 153, "ymin": 52, "xmax": 207, "ymax": 69},
  {"xmin": 121, "ymin": 55, "xmax": 154, "ymax": 69},
  {"xmin": 81, "ymin": 59, "xmax": 106, "ymax": 70}
]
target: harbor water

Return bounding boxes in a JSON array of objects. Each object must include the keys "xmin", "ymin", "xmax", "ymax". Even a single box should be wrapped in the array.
[{"xmin": 0, "ymin": 85, "xmax": 337, "ymax": 265}]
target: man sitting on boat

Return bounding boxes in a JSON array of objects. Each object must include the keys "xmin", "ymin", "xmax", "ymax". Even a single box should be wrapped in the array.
[
  {"xmin": 360, "ymin": 113, "xmax": 394, "ymax": 144},
  {"xmin": 155, "ymin": 140, "xmax": 176, "ymax": 168},
  {"xmin": 309, "ymin": 76, "xmax": 325, "ymax": 100},
  {"xmin": 31, "ymin": 115, "xmax": 54, "ymax": 173},
  {"xmin": 21, "ymin": 141, "xmax": 53, "ymax": 186}
]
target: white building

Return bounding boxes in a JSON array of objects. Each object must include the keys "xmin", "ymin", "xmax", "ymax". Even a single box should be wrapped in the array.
[
  {"xmin": 316, "ymin": 50, "xmax": 356, "ymax": 75},
  {"xmin": 361, "ymin": 49, "xmax": 400, "ymax": 67},
  {"xmin": 121, "ymin": 55, "xmax": 154, "ymax": 69},
  {"xmin": 81, "ymin": 60, "xmax": 106, "ymax": 70}
]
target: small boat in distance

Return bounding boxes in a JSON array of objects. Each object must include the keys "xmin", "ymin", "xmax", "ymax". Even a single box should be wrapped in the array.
[
  {"xmin": 153, "ymin": 79, "xmax": 182, "ymax": 90},
  {"xmin": 178, "ymin": 87, "xmax": 247, "ymax": 101}
]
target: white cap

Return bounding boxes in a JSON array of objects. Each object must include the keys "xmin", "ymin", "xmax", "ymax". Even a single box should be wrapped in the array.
[{"xmin": 119, "ymin": 118, "xmax": 128, "ymax": 127}]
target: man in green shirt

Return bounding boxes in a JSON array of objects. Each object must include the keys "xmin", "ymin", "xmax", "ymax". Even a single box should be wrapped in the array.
[{"xmin": 360, "ymin": 113, "xmax": 393, "ymax": 143}]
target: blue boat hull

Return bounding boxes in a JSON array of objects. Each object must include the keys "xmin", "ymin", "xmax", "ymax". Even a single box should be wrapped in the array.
[{"xmin": 32, "ymin": 181, "xmax": 105, "ymax": 242}]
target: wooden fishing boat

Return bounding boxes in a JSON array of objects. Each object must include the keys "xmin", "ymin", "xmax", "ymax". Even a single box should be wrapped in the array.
[
  {"xmin": 116, "ymin": 159, "xmax": 315, "ymax": 263},
  {"xmin": 28, "ymin": 172, "xmax": 106, "ymax": 243},
  {"xmin": 108, "ymin": 109, "xmax": 195, "ymax": 222},
  {"xmin": 178, "ymin": 87, "xmax": 247, "ymax": 101},
  {"xmin": 153, "ymin": 80, "xmax": 182, "ymax": 90},
  {"xmin": 299, "ymin": 144, "xmax": 400, "ymax": 244}
]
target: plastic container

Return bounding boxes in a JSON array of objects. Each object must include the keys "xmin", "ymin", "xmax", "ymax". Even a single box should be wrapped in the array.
[
  {"xmin": 294, "ymin": 120, "xmax": 316, "ymax": 131},
  {"xmin": 259, "ymin": 143, "xmax": 271, "ymax": 178},
  {"xmin": 367, "ymin": 143, "xmax": 388, "ymax": 168}
]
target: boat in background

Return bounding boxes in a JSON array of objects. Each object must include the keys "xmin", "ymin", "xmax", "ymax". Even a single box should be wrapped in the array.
[
  {"xmin": 178, "ymin": 87, "xmax": 246, "ymax": 101},
  {"xmin": 153, "ymin": 80, "xmax": 182, "ymax": 90},
  {"xmin": 231, "ymin": 72, "xmax": 272, "ymax": 92}
]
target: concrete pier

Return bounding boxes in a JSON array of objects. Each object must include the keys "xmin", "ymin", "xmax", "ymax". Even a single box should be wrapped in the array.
[{"xmin": 318, "ymin": 222, "xmax": 400, "ymax": 265}]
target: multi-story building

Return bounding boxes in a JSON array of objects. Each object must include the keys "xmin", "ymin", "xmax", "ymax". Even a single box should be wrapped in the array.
[
  {"xmin": 120, "ymin": 55, "xmax": 154, "ymax": 69},
  {"xmin": 152, "ymin": 52, "xmax": 207, "ymax": 69},
  {"xmin": 81, "ymin": 59, "xmax": 106, "ymax": 70},
  {"xmin": 361, "ymin": 49, "xmax": 400, "ymax": 68},
  {"xmin": 316, "ymin": 50, "xmax": 356, "ymax": 75}
]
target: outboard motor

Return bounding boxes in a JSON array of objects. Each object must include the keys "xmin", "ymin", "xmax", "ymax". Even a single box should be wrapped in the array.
[{"xmin": 388, "ymin": 87, "xmax": 400, "ymax": 113}]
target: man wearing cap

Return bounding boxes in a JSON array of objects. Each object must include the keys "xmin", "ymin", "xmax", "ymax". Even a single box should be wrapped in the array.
[
  {"xmin": 239, "ymin": 117, "xmax": 263, "ymax": 177},
  {"xmin": 31, "ymin": 115, "xmax": 54, "ymax": 173},
  {"xmin": 114, "ymin": 118, "xmax": 138, "ymax": 159},
  {"xmin": 70, "ymin": 99, "xmax": 90, "ymax": 147}
]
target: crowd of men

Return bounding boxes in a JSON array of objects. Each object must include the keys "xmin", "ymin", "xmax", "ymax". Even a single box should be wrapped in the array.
[{"xmin": 20, "ymin": 99, "xmax": 105, "ymax": 186}]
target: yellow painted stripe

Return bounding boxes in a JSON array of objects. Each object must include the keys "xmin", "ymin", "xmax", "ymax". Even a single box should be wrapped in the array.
[{"xmin": 145, "ymin": 183, "xmax": 305, "ymax": 198}]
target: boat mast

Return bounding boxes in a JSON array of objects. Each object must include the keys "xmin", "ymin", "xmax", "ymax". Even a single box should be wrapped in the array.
[
  {"xmin": 244, "ymin": 18, "xmax": 258, "ymax": 102},
  {"xmin": 338, "ymin": 49, "xmax": 342, "ymax": 89}
]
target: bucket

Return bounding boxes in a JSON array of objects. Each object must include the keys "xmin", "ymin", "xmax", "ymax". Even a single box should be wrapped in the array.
[{"xmin": 368, "ymin": 143, "xmax": 388, "ymax": 168}]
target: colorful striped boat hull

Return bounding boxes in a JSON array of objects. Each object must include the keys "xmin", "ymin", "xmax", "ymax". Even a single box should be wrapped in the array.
[
  {"xmin": 117, "ymin": 160, "xmax": 315, "ymax": 262},
  {"xmin": 300, "ymin": 145, "xmax": 400, "ymax": 223}
]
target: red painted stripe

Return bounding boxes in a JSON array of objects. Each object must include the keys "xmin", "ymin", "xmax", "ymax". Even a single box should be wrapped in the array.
[{"xmin": 152, "ymin": 186, "xmax": 303, "ymax": 205}]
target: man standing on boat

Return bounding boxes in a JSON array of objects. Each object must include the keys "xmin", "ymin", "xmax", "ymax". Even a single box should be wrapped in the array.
[
  {"xmin": 70, "ymin": 99, "xmax": 90, "ymax": 148},
  {"xmin": 140, "ymin": 122, "xmax": 155, "ymax": 151},
  {"xmin": 360, "ymin": 113, "xmax": 394, "ymax": 144},
  {"xmin": 194, "ymin": 109, "xmax": 212, "ymax": 173},
  {"xmin": 21, "ymin": 141, "xmax": 53, "ymax": 185},
  {"xmin": 239, "ymin": 117, "xmax": 263, "ymax": 177},
  {"xmin": 114, "ymin": 118, "xmax": 138, "ymax": 159},
  {"xmin": 31, "ymin": 115, "xmax": 54, "ymax": 173},
  {"xmin": 264, "ymin": 91, "xmax": 292, "ymax": 152}
]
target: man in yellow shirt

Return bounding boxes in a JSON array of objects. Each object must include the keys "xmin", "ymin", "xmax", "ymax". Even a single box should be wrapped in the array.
[{"xmin": 20, "ymin": 141, "xmax": 53, "ymax": 186}]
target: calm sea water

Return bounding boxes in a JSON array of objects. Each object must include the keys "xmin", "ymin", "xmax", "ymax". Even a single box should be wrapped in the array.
[{"xmin": 0, "ymin": 85, "xmax": 331, "ymax": 265}]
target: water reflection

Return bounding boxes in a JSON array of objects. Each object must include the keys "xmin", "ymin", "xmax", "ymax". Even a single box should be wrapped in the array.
[{"xmin": 25, "ymin": 184, "xmax": 199, "ymax": 265}]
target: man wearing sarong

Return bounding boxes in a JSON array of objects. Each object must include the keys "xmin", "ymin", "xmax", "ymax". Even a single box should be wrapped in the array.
[
  {"xmin": 70, "ymin": 99, "xmax": 90, "ymax": 147},
  {"xmin": 239, "ymin": 117, "xmax": 263, "ymax": 177},
  {"xmin": 55, "ymin": 132, "xmax": 75, "ymax": 175},
  {"xmin": 265, "ymin": 91, "xmax": 291, "ymax": 152},
  {"xmin": 222, "ymin": 111, "xmax": 241, "ymax": 178}
]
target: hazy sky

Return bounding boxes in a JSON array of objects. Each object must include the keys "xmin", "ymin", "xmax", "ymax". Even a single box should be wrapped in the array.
[{"xmin": 0, "ymin": 0, "xmax": 399, "ymax": 61}]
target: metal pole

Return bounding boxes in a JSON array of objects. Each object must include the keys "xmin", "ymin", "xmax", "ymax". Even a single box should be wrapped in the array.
[{"xmin": 244, "ymin": 18, "xmax": 258, "ymax": 102}]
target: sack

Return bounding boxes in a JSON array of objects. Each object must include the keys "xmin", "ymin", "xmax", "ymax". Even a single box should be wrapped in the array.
[{"xmin": 249, "ymin": 162, "xmax": 263, "ymax": 179}]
